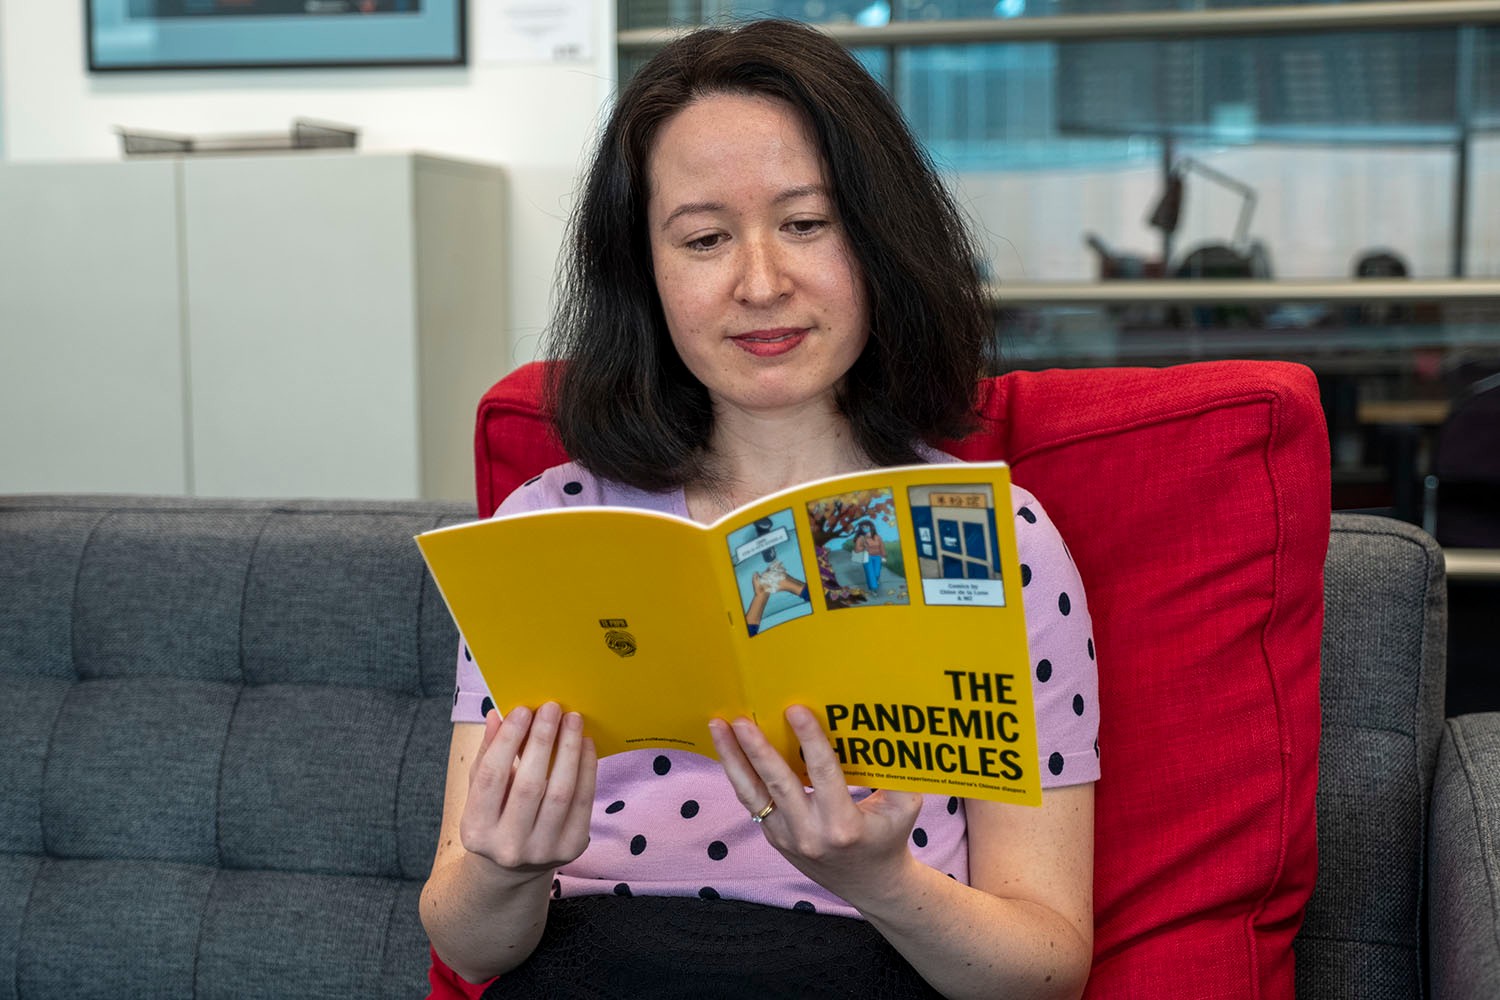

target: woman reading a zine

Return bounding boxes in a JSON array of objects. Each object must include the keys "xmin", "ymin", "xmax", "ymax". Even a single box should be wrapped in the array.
[{"xmin": 421, "ymin": 19, "xmax": 1099, "ymax": 999}]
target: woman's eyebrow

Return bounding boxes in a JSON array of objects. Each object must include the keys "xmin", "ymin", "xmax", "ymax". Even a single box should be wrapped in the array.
[
  {"xmin": 659, "ymin": 201, "xmax": 724, "ymax": 230},
  {"xmin": 773, "ymin": 184, "xmax": 826, "ymax": 205},
  {"xmin": 658, "ymin": 185, "xmax": 829, "ymax": 232}
]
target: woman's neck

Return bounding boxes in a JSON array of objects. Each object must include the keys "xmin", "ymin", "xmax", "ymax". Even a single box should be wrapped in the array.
[{"xmin": 685, "ymin": 403, "xmax": 870, "ymax": 522}]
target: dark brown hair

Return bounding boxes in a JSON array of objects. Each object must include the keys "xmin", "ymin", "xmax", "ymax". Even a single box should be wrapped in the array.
[{"xmin": 547, "ymin": 19, "xmax": 990, "ymax": 491}]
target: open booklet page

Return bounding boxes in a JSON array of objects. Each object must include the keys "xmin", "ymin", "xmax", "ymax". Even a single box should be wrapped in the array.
[{"xmin": 417, "ymin": 461, "xmax": 1041, "ymax": 805}]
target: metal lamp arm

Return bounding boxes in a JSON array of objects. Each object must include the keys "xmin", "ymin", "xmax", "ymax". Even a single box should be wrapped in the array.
[{"xmin": 1175, "ymin": 155, "xmax": 1258, "ymax": 252}]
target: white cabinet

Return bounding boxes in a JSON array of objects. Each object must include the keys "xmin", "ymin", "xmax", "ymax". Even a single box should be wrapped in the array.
[
  {"xmin": 1, "ymin": 160, "xmax": 189, "ymax": 494},
  {"xmin": 1, "ymin": 152, "xmax": 507, "ymax": 501}
]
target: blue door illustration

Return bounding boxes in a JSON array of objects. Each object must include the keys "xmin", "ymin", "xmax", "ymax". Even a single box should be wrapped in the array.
[{"xmin": 937, "ymin": 513, "xmax": 996, "ymax": 579}]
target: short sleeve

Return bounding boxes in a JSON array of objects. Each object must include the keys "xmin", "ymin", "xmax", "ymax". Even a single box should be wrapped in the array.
[
  {"xmin": 452, "ymin": 639, "xmax": 493, "ymax": 724},
  {"xmin": 1012, "ymin": 485, "xmax": 1100, "ymax": 787}
]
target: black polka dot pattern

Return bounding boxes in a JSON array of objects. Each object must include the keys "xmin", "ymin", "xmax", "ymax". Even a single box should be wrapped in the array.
[
  {"xmin": 522, "ymin": 474, "xmax": 542, "ymax": 487},
  {"xmin": 452, "ymin": 686, "xmax": 459, "ymax": 706},
  {"xmin": 452, "ymin": 478, "xmax": 1098, "ymax": 916},
  {"xmin": 480, "ymin": 696, "xmax": 495, "ymax": 718}
]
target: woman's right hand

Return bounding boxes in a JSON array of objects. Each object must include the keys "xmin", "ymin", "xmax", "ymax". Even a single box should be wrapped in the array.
[{"xmin": 459, "ymin": 702, "xmax": 597, "ymax": 882}]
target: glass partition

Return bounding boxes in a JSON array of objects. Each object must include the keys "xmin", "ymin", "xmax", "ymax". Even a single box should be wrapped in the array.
[{"xmin": 616, "ymin": 3, "xmax": 1500, "ymax": 526}]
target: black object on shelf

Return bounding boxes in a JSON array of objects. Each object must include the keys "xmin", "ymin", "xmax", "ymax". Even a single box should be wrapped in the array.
[{"xmin": 117, "ymin": 119, "xmax": 359, "ymax": 157}]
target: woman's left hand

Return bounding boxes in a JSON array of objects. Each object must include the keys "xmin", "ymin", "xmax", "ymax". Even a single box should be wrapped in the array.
[{"xmin": 708, "ymin": 705, "xmax": 924, "ymax": 903}]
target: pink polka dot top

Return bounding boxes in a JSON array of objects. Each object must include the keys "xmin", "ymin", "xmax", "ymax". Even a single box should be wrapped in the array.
[{"xmin": 451, "ymin": 452, "xmax": 1100, "ymax": 920}]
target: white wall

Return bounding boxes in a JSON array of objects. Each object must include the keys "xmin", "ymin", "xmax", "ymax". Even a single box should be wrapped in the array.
[{"xmin": 0, "ymin": 0, "xmax": 618, "ymax": 369}]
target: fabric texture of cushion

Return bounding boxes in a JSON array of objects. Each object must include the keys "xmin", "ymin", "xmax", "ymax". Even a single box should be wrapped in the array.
[
  {"xmin": 465, "ymin": 359, "xmax": 1329, "ymax": 999},
  {"xmin": 0, "ymin": 496, "xmax": 472, "ymax": 1000},
  {"xmin": 1299, "ymin": 513, "xmax": 1445, "ymax": 998},
  {"xmin": 1429, "ymin": 713, "xmax": 1500, "ymax": 997}
]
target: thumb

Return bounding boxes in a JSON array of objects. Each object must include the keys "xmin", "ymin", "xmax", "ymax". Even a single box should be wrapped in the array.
[{"xmin": 861, "ymin": 788, "xmax": 924, "ymax": 823}]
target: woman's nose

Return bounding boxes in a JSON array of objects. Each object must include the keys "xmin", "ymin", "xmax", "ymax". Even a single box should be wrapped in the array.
[{"xmin": 734, "ymin": 236, "xmax": 792, "ymax": 305}]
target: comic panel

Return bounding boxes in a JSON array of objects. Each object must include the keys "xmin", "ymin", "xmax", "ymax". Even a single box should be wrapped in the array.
[
  {"xmin": 907, "ymin": 483, "xmax": 1007, "ymax": 606},
  {"xmin": 803, "ymin": 487, "xmax": 910, "ymax": 611},
  {"xmin": 724, "ymin": 508, "xmax": 813, "ymax": 637}
]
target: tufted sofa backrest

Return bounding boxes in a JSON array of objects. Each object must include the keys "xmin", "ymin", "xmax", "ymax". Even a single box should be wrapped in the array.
[{"xmin": 0, "ymin": 495, "xmax": 470, "ymax": 1000}]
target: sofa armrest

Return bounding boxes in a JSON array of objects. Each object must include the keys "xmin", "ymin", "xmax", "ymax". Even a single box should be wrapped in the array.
[{"xmin": 1429, "ymin": 712, "xmax": 1500, "ymax": 998}]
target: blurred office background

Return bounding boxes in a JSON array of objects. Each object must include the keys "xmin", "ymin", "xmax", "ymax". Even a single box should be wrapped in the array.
[
  {"xmin": 3, "ymin": 2, "xmax": 1498, "ymax": 702},
  {"xmin": 622, "ymin": 0, "xmax": 1500, "ymax": 518}
]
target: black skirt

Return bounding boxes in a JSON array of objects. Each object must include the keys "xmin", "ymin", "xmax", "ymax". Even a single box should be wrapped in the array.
[{"xmin": 482, "ymin": 895, "xmax": 945, "ymax": 999}]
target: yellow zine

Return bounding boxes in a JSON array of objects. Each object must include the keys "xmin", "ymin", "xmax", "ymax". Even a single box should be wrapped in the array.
[{"xmin": 416, "ymin": 461, "xmax": 1041, "ymax": 805}]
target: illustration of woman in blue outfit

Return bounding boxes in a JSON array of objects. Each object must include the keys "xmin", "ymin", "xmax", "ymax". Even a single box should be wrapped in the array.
[{"xmin": 851, "ymin": 521, "xmax": 886, "ymax": 592}]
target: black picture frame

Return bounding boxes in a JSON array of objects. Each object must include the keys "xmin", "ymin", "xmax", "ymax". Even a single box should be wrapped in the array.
[{"xmin": 86, "ymin": 1, "xmax": 466, "ymax": 72}]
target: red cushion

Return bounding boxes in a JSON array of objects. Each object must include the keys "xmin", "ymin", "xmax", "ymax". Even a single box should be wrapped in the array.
[
  {"xmin": 472, "ymin": 361, "xmax": 567, "ymax": 519},
  {"xmin": 457, "ymin": 359, "xmax": 1328, "ymax": 999},
  {"xmin": 426, "ymin": 946, "xmax": 493, "ymax": 999}
]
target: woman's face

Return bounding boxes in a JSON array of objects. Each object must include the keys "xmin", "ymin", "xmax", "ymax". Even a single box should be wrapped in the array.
[{"xmin": 645, "ymin": 92, "xmax": 869, "ymax": 421}]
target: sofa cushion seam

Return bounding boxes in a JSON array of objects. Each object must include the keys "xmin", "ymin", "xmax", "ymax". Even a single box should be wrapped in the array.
[
  {"xmin": 47, "ymin": 509, "xmax": 112, "ymax": 856},
  {"xmin": 1448, "ymin": 718, "xmax": 1500, "ymax": 963},
  {"xmin": 218, "ymin": 510, "xmax": 272, "ymax": 869},
  {"xmin": 11, "ymin": 856, "xmax": 45, "ymax": 1000},
  {"xmin": 1231, "ymin": 392, "xmax": 1281, "ymax": 998},
  {"xmin": 390, "ymin": 698, "xmax": 421, "ymax": 879},
  {"xmin": 188, "ymin": 866, "xmax": 221, "ymax": 999}
]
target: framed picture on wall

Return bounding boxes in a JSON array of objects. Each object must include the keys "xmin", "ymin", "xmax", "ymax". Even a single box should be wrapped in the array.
[{"xmin": 86, "ymin": 1, "xmax": 466, "ymax": 71}]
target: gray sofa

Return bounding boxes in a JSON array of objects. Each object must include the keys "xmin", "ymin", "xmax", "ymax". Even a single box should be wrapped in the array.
[{"xmin": 1, "ymin": 495, "xmax": 1496, "ymax": 999}]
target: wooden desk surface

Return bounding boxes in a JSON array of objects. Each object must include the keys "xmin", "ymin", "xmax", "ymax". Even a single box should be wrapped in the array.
[
  {"xmin": 1445, "ymin": 549, "xmax": 1500, "ymax": 582},
  {"xmin": 1356, "ymin": 399, "xmax": 1452, "ymax": 426}
]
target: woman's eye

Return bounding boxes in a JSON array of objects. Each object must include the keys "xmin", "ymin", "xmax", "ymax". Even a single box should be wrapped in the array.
[
  {"xmin": 686, "ymin": 233, "xmax": 725, "ymax": 251},
  {"xmin": 786, "ymin": 219, "xmax": 827, "ymax": 236}
]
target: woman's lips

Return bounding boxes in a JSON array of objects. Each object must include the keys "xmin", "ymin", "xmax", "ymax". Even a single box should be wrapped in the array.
[{"xmin": 731, "ymin": 328, "xmax": 807, "ymax": 357}]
